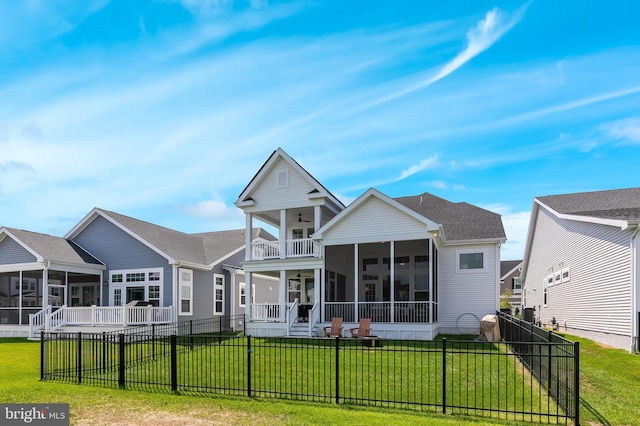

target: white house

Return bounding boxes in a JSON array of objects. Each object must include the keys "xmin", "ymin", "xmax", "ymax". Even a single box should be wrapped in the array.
[
  {"xmin": 520, "ymin": 188, "xmax": 640, "ymax": 351},
  {"xmin": 236, "ymin": 148, "xmax": 506, "ymax": 339}
]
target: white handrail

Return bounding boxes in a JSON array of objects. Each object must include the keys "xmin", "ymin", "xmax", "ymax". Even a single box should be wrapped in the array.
[
  {"xmin": 309, "ymin": 302, "xmax": 319, "ymax": 336},
  {"xmin": 286, "ymin": 298, "xmax": 299, "ymax": 335},
  {"xmin": 45, "ymin": 305, "xmax": 68, "ymax": 332},
  {"xmin": 28, "ymin": 305, "xmax": 52, "ymax": 338}
]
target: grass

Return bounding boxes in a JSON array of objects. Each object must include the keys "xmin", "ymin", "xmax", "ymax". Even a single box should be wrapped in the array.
[
  {"xmin": 41, "ymin": 335, "xmax": 564, "ymax": 423},
  {"xmin": 562, "ymin": 334, "xmax": 640, "ymax": 426},
  {"xmin": 2, "ymin": 338, "xmax": 522, "ymax": 425}
]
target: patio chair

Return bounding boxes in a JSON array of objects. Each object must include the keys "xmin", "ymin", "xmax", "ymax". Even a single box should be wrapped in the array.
[
  {"xmin": 350, "ymin": 318, "xmax": 372, "ymax": 338},
  {"xmin": 323, "ymin": 317, "xmax": 343, "ymax": 337}
]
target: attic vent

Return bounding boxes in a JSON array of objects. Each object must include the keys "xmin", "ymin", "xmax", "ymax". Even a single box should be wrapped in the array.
[{"xmin": 276, "ymin": 169, "xmax": 289, "ymax": 188}]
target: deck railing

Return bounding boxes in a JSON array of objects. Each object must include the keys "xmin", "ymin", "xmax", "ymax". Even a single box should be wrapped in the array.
[
  {"xmin": 250, "ymin": 238, "xmax": 320, "ymax": 260},
  {"xmin": 251, "ymin": 303, "xmax": 281, "ymax": 321},
  {"xmin": 324, "ymin": 301, "xmax": 433, "ymax": 323}
]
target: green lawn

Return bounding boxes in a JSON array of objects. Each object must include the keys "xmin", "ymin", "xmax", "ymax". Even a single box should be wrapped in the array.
[
  {"xmin": 2, "ymin": 338, "xmax": 520, "ymax": 425},
  {"xmin": 41, "ymin": 335, "xmax": 564, "ymax": 423},
  {"xmin": 4, "ymin": 334, "xmax": 639, "ymax": 425}
]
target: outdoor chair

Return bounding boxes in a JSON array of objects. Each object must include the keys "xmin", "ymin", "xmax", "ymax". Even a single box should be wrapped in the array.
[
  {"xmin": 323, "ymin": 317, "xmax": 343, "ymax": 337},
  {"xmin": 350, "ymin": 318, "xmax": 372, "ymax": 338}
]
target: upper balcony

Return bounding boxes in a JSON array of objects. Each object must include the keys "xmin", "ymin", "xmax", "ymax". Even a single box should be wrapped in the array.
[{"xmin": 251, "ymin": 238, "xmax": 320, "ymax": 261}]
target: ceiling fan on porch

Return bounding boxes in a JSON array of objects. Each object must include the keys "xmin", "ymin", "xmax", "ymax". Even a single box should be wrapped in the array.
[{"xmin": 298, "ymin": 213, "xmax": 311, "ymax": 223}]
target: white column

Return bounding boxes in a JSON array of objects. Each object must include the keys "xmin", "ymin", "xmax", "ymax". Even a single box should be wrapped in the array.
[
  {"xmin": 279, "ymin": 210, "xmax": 287, "ymax": 259},
  {"xmin": 43, "ymin": 269, "xmax": 49, "ymax": 307},
  {"xmin": 314, "ymin": 268, "xmax": 321, "ymax": 309},
  {"xmin": 279, "ymin": 270, "xmax": 287, "ymax": 322},
  {"xmin": 245, "ymin": 272, "xmax": 252, "ymax": 324},
  {"xmin": 314, "ymin": 205, "xmax": 322, "ymax": 232},
  {"xmin": 390, "ymin": 241, "xmax": 395, "ymax": 323},
  {"xmin": 245, "ymin": 213, "xmax": 252, "ymax": 261},
  {"xmin": 429, "ymin": 239, "xmax": 433, "ymax": 323},
  {"xmin": 321, "ymin": 245, "xmax": 326, "ymax": 322},
  {"xmin": 354, "ymin": 243, "xmax": 359, "ymax": 322}
]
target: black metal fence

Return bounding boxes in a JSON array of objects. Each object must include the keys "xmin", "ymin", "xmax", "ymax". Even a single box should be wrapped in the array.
[
  {"xmin": 99, "ymin": 314, "xmax": 245, "ymax": 337},
  {"xmin": 497, "ymin": 311, "xmax": 579, "ymax": 425},
  {"xmin": 41, "ymin": 330, "xmax": 578, "ymax": 424}
]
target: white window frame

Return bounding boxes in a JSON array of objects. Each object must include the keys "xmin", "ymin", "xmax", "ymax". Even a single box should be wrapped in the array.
[
  {"xmin": 109, "ymin": 268, "xmax": 163, "ymax": 306},
  {"xmin": 214, "ymin": 273, "xmax": 224, "ymax": 315},
  {"xmin": 239, "ymin": 282, "xmax": 246, "ymax": 307},
  {"xmin": 561, "ymin": 267, "xmax": 571, "ymax": 283},
  {"xmin": 178, "ymin": 268, "xmax": 193, "ymax": 316},
  {"xmin": 455, "ymin": 249, "xmax": 487, "ymax": 273},
  {"xmin": 543, "ymin": 277, "xmax": 548, "ymax": 307}
]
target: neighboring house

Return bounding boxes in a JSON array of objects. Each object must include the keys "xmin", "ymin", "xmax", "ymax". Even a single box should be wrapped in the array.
[
  {"xmin": 236, "ymin": 148, "xmax": 507, "ymax": 339},
  {"xmin": 500, "ymin": 260, "xmax": 522, "ymax": 311},
  {"xmin": 521, "ymin": 188, "xmax": 640, "ymax": 351},
  {"xmin": 0, "ymin": 208, "xmax": 274, "ymax": 337}
]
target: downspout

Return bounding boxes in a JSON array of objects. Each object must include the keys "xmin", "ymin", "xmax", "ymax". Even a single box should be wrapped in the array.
[
  {"xmin": 42, "ymin": 261, "xmax": 51, "ymax": 307},
  {"xmin": 173, "ymin": 263, "xmax": 179, "ymax": 323},
  {"xmin": 631, "ymin": 226, "xmax": 640, "ymax": 352}
]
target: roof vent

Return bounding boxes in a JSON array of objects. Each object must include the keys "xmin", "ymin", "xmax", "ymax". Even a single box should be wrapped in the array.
[{"xmin": 419, "ymin": 196, "xmax": 423, "ymax": 205}]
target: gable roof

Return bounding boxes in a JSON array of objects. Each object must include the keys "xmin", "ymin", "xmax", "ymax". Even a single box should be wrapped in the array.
[
  {"xmin": 500, "ymin": 260, "xmax": 522, "ymax": 280},
  {"xmin": 395, "ymin": 192, "xmax": 507, "ymax": 242},
  {"xmin": 314, "ymin": 189, "xmax": 506, "ymax": 244},
  {"xmin": 66, "ymin": 208, "xmax": 273, "ymax": 268},
  {"xmin": 235, "ymin": 148, "xmax": 345, "ymax": 210},
  {"xmin": 536, "ymin": 187, "xmax": 640, "ymax": 224},
  {"xmin": 1, "ymin": 227, "xmax": 103, "ymax": 266}
]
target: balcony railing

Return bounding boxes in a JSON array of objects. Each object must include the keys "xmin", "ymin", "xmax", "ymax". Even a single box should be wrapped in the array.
[{"xmin": 250, "ymin": 238, "xmax": 320, "ymax": 260}]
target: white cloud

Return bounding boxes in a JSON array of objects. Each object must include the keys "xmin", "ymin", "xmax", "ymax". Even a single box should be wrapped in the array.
[
  {"xmin": 183, "ymin": 200, "xmax": 243, "ymax": 221},
  {"xmin": 398, "ymin": 156, "xmax": 439, "ymax": 180},
  {"xmin": 426, "ymin": 180, "xmax": 447, "ymax": 189},
  {"xmin": 609, "ymin": 118, "xmax": 640, "ymax": 144}
]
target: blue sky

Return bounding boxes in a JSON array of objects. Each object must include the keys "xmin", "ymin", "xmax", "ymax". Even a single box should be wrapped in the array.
[{"xmin": 1, "ymin": 0, "xmax": 639, "ymax": 260}]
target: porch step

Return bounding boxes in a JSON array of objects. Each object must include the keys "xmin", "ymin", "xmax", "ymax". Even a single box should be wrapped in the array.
[{"xmin": 287, "ymin": 323, "xmax": 313, "ymax": 337}]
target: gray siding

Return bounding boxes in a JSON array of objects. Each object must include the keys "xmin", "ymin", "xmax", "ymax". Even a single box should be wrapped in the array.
[
  {"xmin": 0, "ymin": 237, "xmax": 37, "ymax": 264},
  {"xmin": 523, "ymin": 206, "xmax": 633, "ymax": 339},
  {"xmin": 72, "ymin": 216, "xmax": 173, "ymax": 306}
]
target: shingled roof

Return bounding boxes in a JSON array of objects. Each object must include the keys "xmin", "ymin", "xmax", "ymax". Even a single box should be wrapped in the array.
[
  {"xmin": 537, "ymin": 187, "xmax": 640, "ymax": 222},
  {"xmin": 2, "ymin": 227, "xmax": 103, "ymax": 265},
  {"xmin": 394, "ymin": 192, "xmax": 506, "ymax": 242},
  {"xmin": 97, "ymin": 209, "xmax": 273, "ymax": 266}
]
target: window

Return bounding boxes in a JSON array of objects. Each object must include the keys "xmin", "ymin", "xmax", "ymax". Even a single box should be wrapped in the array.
[
  {"xmin": 112, "ymin": 274, "xmax": 123, "ymax": 283},
  {"xmin": 415, "ymin": 255, "xmax": 429, "ymax": 269},
  {"xmin": 214, "ymin": 274, "xmax": 224, "ymax": 315},
  {"xmin": 179, "ymin": 268, "xmax": 193, "ymax": 315},
  {"xmin": 292, "ymin": 229, "xmax": 304, "ymax": 240},
  {"xmin": 456, "ymin": 250, "xmax": 486, "ymax": 272},
  {"xmin": 415, "ymin": 273, "xmax": 429, "ymax": 301},
  {"xmin": 239, "ymin": 282, "xmax": 246, "ymax": 307},
  {"xmin": 362, "ymin": 258, "xmax": 379, "ymax": 272},
  {"xmin": 561, "ymin": 267, "xmax": 571, "ymax": 283},
  {"xmin": 513, "ymin": 278, "xmax": 522, "ymax": 291},
  {"xmin": 276, "ymin": 169, "xmax": 289, "ymax": 188},
  {"xmin": 126, "ymin": 273, "xmax": 145, "ymax": 282},
  {"xmin": 113, "ymin": 288, "xmax": 122, "ymax": 306},
  {"xmin": 543, "ymin": 277, "xmax": 548, "ymax": 307},
  {"xmin": 149, "ymin": 272, "xmax": 160, "ymax": 281},
  {"xmin": 148, "ymin": 285, "xmax": 160, "ymax": 306},
  {"xmin": 547, "ymin": 274, "xmax": 554, "ymax": 287},
  {"xmin": 554, "ymin": 271, "xmax": 561, "ymax": 285}
]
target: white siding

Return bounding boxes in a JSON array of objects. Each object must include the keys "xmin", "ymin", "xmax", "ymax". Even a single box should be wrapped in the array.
[
  {"xmin": 250, "ymin": 158, "xmax": 316, "ymax": 208},
  {"xmin": 438, "ymin": 243, "xmax": 499, "ymax": 333},
  {"xmin": 524, "ymin": 206, "xmax": 633, "ymax": 338},
  {"xmin": 321, "ymin": 196, "xmax": 429, "ymax": 245}
]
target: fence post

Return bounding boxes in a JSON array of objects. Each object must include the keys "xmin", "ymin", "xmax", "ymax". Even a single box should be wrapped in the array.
[
  {"xmin": 574, "ymin": 341, "xmax": 580, "ymax": 426},
  {"xmin": 335, "ymin": 336, "xmax": 340, "ymax": 405},
  {"xmin": 442, "ymin": 337, "xmax": 447, "ymax": 414},
  {"xmin": 171, "ymin": 335, "xmax": 178, "ymax": 392},
  {"xmin": 102, "ymin": 332, "xmax": 107, "ymax": 373},
  {"xmin": 247, "ymin": 335, "xmax": 252, "ymax": 397},
  {"xmin": 40, "ymin": 332, "xmax": 45, "ymax": 381},
  {"xmin": 118, "ymin": 333, "xmax": 125, "ymax": 387},
  {"xmin": 190, "ymin": 320, "xmax": 194, "ymax": 350},
  {"xmin": 77, "ymin": 332, "xmax": 82, "ymax": 384}
]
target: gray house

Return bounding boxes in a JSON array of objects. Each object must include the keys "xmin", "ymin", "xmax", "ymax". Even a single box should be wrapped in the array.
[
  {"xmin": 521, "ymin": 188, "xmax": 640, "ymax": 351},
  {"xmin": 1, "ymin": 208, "xmax": 274, "ymax": 337},
  {"xmin": 500, "ymin": 260, "xmax": 522, "ymax": 311}
]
